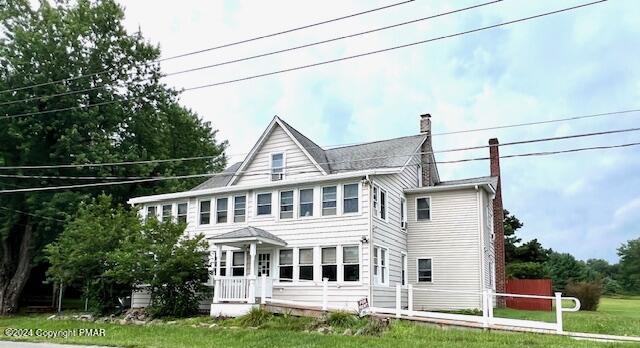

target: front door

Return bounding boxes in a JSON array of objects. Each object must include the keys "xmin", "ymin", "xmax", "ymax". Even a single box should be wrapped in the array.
[{"xmin": 257, "ymin": 252, "xmax": 271, "ymax": 277}]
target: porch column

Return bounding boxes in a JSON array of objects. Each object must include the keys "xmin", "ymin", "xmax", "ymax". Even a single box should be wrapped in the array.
[
  {"xmin": 248, "ymin": 242, "xmax": 257, "ymax": 304},
  {"xmin": 213, "ymin": 244, "xmax": 221, "ymax": 304}
]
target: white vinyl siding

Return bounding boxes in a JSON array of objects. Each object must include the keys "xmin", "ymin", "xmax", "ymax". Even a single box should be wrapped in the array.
[{"xmin": 406, "ymin": 188, "xmax": 484, "ymax": 310}]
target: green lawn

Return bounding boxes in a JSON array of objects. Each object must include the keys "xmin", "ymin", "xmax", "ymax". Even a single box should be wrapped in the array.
[
  {"xmin": 0, "ymin": 312, "xmax": 636, "ymax": 348},
  {"xmin": 494, "ymin": 296, "xmax": 640, "ymax": 337}
]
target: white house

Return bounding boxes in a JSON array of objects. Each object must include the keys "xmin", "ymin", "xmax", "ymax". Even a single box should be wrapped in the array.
[{"xmin": 127, "ymin": 114, "xmax": 504, "ymax": 316}]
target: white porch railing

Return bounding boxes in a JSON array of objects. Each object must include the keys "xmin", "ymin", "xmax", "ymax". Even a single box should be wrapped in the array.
[{"xmin": 213, "ymin": 275, "xmax": 274, "ymax": 304}]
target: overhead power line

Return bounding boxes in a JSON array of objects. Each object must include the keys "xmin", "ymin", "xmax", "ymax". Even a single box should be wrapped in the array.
[
  {"xmin": 0, "ymin": 0, "xmax": 501, "ymax": 107},
  {"xmin": 0, "ymin": 121, "xmax": 637, "ymax": 172},
  {"xmin": 0, "ymin": 0, "xmax": 607, "ymax": 120},
  {"xmin": 1, "ymin": 125, "xmax": 638, "ymax": 183},
  {"xmin": 0, "ymin": 0, "xmax": 414, "ymax": 96},
  {"xmin": 1, "ymin": 140, "xmax": 638, "ymax": 194},
  {"xmin": 0, "ymin": 206, "xmax": 66, "ymax": 222}
]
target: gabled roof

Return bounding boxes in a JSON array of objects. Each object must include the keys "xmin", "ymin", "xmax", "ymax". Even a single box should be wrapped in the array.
[
  {"xmin": 278, "ymin": 118, "xmax": 330, "ymax": 173},
  {"xmin": 188, "ymin": 119, "xmax": 428, "ymax": 191},
  {"xmin": 207, "ymin": 226, "xmax": 287, "ymax": 246},
  {"xmin": 227, "ymin": 116, "xmax": 329, "ymax": 186}
]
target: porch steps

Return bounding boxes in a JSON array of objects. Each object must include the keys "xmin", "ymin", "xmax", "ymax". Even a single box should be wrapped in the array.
[{"xmin": 261, "ymin": 303, "xmax": 640, "ymax": 344}]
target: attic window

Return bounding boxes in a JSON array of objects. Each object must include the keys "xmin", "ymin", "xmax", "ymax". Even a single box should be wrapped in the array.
[{"xmin": 271, "ymin": 153, "xmax": 284, "ymax": 181}]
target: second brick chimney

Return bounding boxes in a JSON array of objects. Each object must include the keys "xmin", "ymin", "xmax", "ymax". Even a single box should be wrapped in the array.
[
  {"xmin": 420, "ymin": 114, "xmax": 437, "ymax": 186},
  {"xmin": 489, "ymin": 138, "xmax": 506, "ymax": 299}
]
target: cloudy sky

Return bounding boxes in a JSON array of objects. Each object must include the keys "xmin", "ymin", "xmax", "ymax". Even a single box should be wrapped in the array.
[{"xmin": 118, "ymin": 0, "xmax": 639, "ymax": 262}]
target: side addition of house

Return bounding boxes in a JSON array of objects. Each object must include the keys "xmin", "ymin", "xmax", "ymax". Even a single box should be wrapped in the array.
[{"xmin": 128, "ymin": 114, "xmax": 506, "ymax": 316}]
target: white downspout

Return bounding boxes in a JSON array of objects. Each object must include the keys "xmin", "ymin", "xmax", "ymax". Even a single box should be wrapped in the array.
[
  {"xmin": 365, "ymin": 175, "xmax": 374, "ymax": 305},
  {"xmin": 477, "ymin": 186, "xmax": 487, "ymax": 310}
]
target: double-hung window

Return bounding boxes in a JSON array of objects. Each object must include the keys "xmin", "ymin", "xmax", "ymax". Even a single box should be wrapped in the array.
[
  {"xmin": 278, "ymin": 249, "xmax": 293, "ymax": 281},
  {"xmin": 177, "ymin": 203, "xmax": 188, "ymax": 223},
  {"xmin": 299, "ymin": 189, "xmax": 313, "ymax": 217},
  {"xmin": 343, "ymin": 184, "xmax": 358, "ymax": 214},
  {"xmin": 257, "ymin": 193, "xmax": 272, "ymax": 216},
  {"xmin": 401, "ymin": 254, "xmax": 407, "ymax": 286},
  {"xmin": 146, "ymin": 206, "xmax": 157, "ymax": 221},
  {"xmin": 373, "ymin": 246, "xmax": 387, "ymax": 285},
  {"xmin": 322, "ymin": 186, "xmax": 337, "ymax": 216},
  {"xmin": 321, "ymin": 247, "xmax": 337, "ymax": 281},
  {"xmin": 232, "ymin": 252, "xmax": 245, "ymax": 276},
  {"xmin": 234, "ymin": 195, "xmax": 246, "ymax": 222},
  {"xmin": 298, "ymin": 248, "xmax": 314, "ymax": 281},
  {"xmin": 219, "ymin": 251, "xmax": 227, "ymax": 277},
  {"xmin": 162, "ymin": 204, "xmax": 172, "ymax": 222},
  {"xmin": 199, "ymin": 200, "xmax": 211, "ymax": 225},
  {"xmin": 271, "ymin": 153, "xmax": 284, "ymax": 181},
  {"xmin": 417, "ymin": 258, "xmax": 432, "ymax": 282},
  {"xmin": 417, "ymin": 197, "xmax": 431, "ymax": 221},
  {"xmin": 216, "ymin": 198, "xmax": 228, "ymax": 223},
  {"xmin": 342, "ymin": 246, "xmax": 359, "ymax": 282},
  {"xmin": 280, "ymin": 191, "xmax": 294, "ymax": 219},
  {"xmin": 400, "ymin": 197, "xmax": 407, "ymax": 229},
  {"xmin": 373, "ymin": 185, "xmax": 386, "ymax": 220}
]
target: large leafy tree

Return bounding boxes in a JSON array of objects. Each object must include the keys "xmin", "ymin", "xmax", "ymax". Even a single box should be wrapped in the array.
[
  {"xmin": 0, "ymin": 0, "xmax": 226, "ymax": 313},
  {"xmin": 46, "ymin": 195, "xmax": 140, "ymax": 313},
  {"xmin": 618, "ymin": 238, "xmax": 640, "ymax": 293}
]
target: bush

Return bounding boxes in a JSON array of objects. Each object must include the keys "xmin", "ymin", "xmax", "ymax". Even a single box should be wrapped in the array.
[
  {"xmin": 603, "ymin": 277, "xmax": 623, "ymax": 295},
  {"xmin": 326, "ymin": 311, "xmax": 357, "ymax": 327},
  {"xmin": 507, "ymin": 262, "xmax": 548, "ymax": 279},
  {"xmin": 565, "ymin": 281, "xmax": 602, "ymax": 311},
  {"xmin": 237, "ymin": 307, "xmax": 273, "ymax": 327},
  {"xmin": 360, "ymin": 317, "xmax": 390, "ymax": 336}
]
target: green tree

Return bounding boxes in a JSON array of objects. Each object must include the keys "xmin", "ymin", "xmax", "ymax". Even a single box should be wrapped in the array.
[
  {"xmin": 617, "ymin": 238, "xmax": 640, "ymax": 293},
  {"xmin": 544, "ymin": 252, "xmax": 591, "ymax": 292},
  {"xmin": 0, "ymin": 0, "xmax": 225, "ymax": 313},
  {"xmin": 108, "ymin": 219, "xmax": 209, "ymax": 317},
  {"xmin": 46, "ymin": 195, "xmax": 140, "ymax": 313},
  {"xmin": 503, "ymin": 209, "xmax": 524, "ymax": 263},
  {"xmin": 506, "ymin": 262, "xmax": 549, "ymax": 279}
]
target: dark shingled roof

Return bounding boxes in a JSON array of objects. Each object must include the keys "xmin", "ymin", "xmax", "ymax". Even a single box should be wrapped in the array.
[
  {"xmin": 207, "ymin": 226, "xmax": 286, "ymax": 245},
  {"xmin": 190, "ymin": 162, "xmax": 242, "ymax": 191},
  {"xmin": 189, "ymin": 119, "xmax": 427, "ymax": 191}
]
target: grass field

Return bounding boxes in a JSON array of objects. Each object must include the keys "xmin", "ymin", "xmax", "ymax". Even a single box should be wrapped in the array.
[{"xmin": 0, "ymin": 296, "xmax": 637, "ymax": 348}]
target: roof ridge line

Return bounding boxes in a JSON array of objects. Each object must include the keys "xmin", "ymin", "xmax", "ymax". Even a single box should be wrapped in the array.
[{"xmin": 325, "ymin": 133, "xmax": 427, "ymax": 151}]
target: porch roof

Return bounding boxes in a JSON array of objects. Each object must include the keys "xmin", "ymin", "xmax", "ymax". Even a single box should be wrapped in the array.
[{"xmin": 207, "ymin": 226, "xmax": 287, "ymax": 247}]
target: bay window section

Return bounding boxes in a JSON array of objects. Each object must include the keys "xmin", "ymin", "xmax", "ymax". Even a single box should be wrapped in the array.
[
  {"xmin": 216, "ymin": 198, "xmax": 228, "ymax": 223},
  {"xmin": 280, "ymin": 191, "xmax": 294, "ymax": 219},
  {"xmin": 322, "ymin": 186, "xmax": 337, "ymax": 216},
  {"xmin": 342, "ymin": 246, "xmax": 360, "ymax": 282},
  {"xmin": 343, "ymin": 184, "xmax": 358, "ymax": 214},
  {"xmin": 299, "ymin": 189, "xmax": 313, "ymax": 217},
  {"xmin": 232, "ymin": 252, "xmax": 245, "ymax": 276},
  {"xmin": 257, "ymin": 193, "xmax": 272, "ymax": 216},
  {"xmin": 298, "ymin": 248, "xmax": 314, "ymax": 281},
  {"xmin": 321, "ymin": 247, "xmax": 337, "ymax": 281},
  {"xmin": 234, "ymin": 196, "xmax": 246, "ymax": 222},
  {"xmin": 199, "ymin": 200, "xmax": 210, "ymax": 225},
  {"xmin": 177, "ymin": 203, "xmax": 188, "ymax": 224},
  {"xmin": 279, "ymin": 249, "xmax": 293, "ymax": 281}
]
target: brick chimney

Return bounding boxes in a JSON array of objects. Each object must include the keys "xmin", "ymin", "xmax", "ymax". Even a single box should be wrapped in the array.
[
  {"xmin": 489, "ymin": 138, "xmax": 506, "ymax": 299},
  {"xmin": 420, "ymin": 114, "xmax": 436, "ymax": 186}
]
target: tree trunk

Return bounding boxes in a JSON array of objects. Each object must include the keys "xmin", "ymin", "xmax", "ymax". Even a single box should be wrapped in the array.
[{"xmin": 0, "ymin": 222, "xmax": 33, "ymax": 315}]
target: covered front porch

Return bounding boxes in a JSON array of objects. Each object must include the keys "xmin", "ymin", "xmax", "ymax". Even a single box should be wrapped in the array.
[{"xmin": 208, "ymin": 226, "xmax": 285, "ymax": 316}]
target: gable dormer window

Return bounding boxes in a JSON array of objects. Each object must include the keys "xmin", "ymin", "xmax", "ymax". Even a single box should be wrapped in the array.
[{"xmin": 271, "ymin": 153, "xmax": 284, "ymax": 181}]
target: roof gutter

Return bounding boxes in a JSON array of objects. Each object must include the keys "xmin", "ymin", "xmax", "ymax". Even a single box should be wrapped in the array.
[
  {"xmin": 404, "ymin": 182, "xmax": 496, "ymax": 195},
  {"xmin": 128, "ymin": 167, "xmax": 403, "ymax": 205}
]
